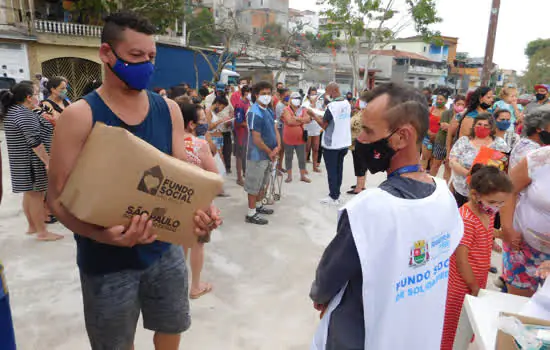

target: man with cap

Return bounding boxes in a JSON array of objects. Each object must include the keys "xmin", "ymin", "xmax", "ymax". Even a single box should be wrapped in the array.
[
  {"xmin": 204, "ymin": 82, "xmax": 227, "ymax": 108},
  {"xmin": 525, "ymin": 84, "xmax": 550, "ymax": 115},
  {"xmin": 204, "ymin": 82, "xmax": 234, "ymax": 173}
]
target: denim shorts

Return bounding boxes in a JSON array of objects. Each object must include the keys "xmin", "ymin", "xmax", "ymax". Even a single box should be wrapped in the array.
[
  {"xmin": 211, "ymin": 136, "xmax": 224, "ymax": 151},
  {"xmin": 422, "ymin": 136, "xmax": 433, "ymax": 151},
  {"xmin": 80, "ymin": 245, "xmax": 190, "ymax": 349}
]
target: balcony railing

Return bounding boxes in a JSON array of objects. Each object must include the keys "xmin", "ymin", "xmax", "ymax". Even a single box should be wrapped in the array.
[
  {"xmin": 34, "ymin": 20, "xmax": 102, "ymax": 37},
  {"xmin": 408, "ymin": 65, "xmax": 446, "ymax": 76}
]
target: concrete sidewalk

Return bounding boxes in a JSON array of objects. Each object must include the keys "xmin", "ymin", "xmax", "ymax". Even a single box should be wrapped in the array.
[
  {"xmin": 0, "ymin": 137, "xmax": 386, "ymax": 350},
  {"xmin": 0, "ymin": 137, "xmax": 501, "ymax": 350}
]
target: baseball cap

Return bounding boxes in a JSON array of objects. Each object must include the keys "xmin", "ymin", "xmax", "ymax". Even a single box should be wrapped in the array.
[
  {"xmin": 534, "ymin": 84, "xmax": 549, "ymax": 92},
  {"xmin": 215, "ymin": 82, "xmax": 226, "ymax": 91}
]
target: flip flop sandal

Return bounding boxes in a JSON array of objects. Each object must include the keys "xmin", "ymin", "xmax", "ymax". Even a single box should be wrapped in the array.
[
  {"xmin": 45, "ymin": 215, "xmax": 58, "ymax": 224},
  {"xmin": 190, "ymin": 284, "xmax": 213, "ymax": 300}
]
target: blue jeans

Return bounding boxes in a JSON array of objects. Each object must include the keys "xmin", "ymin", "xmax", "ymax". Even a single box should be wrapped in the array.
[{"xmin": 323, "ymin": 148, "xmax": 348, "ymax": 200}]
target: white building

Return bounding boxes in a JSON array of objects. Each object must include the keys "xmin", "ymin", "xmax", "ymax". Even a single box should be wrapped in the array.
[{"xmin": 288, "ymin": 9, "xmax": 319, "ymax": 33}]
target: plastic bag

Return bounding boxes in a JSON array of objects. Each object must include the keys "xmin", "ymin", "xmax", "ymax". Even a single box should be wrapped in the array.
[
  {"xmin": 498, "ymin": 316, "xmax": 544, "ymax": 349},
  {"xmin": 214, "ymin": 153, "xmax": 226, "ymax": 177}
]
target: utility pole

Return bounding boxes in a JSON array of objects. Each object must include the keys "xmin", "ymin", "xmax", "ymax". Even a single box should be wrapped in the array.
[{"xmin": 481, "ymin": 0, "xmax": 500, "ymax": 87}]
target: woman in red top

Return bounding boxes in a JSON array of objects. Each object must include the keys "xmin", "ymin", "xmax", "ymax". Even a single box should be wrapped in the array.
[
  {"xmin": 179, "ymin": 102, "xmax": 221, "ymax": 300},
  {"xmin": 282, "ymin": 92, "xmax": 314, "ymax": 183},
  {"xmin": 421, "ymin": 90, "xmax": 449, "ymax": 170},
  {"xmin": 441, "ymin": 164, "xmax": 513, "ymax": 350}
]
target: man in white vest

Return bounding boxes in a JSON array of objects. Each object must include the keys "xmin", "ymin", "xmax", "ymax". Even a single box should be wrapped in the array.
[
  {"xmin": 310, "ymin": 83, "xmax": 464, "ymax": 350},
  {"xmin": 310, "ymin": 82, "xmax": 352, "ymax": 205}
]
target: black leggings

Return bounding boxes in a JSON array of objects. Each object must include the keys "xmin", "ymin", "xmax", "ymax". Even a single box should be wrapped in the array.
[{"xmin": 453, "ymin": 190, "xmax": 468, "ymax": 208}]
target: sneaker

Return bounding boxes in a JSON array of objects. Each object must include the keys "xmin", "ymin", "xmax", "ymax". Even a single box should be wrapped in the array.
[
  {"xmin": 256, "ymin": 206, "xmax": 274, "ymax": 215},
  {"xmin": 320, "ymin": 197, "xmax": 341, "ymax": 206},
  {"xmin": 245, "ymin": 214, "xmax": 268, "ymax": 225}
]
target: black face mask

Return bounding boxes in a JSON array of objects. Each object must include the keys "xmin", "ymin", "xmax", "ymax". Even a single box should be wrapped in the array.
[
  {"xmin": 358, "ymin": 133, "xmax": 396, "ymax": 174},
  {"xmin": 539, "ymin": 131, "xmax": 550, "ymax": 145},
  {"xmin": 479, "ymin": 102, "xmax": 491, "ymax": 110},
  {"xmin": 536, "ymin": 93, "xmax": 547, "ymax": 102}
]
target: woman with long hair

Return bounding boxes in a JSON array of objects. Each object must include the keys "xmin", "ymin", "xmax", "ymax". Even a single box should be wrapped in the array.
[
  {"xmin": 179, "ymin": 102, "xmax": 220, "ymax": 299},
  {"xmin": 456, "ymin": 87, "xmax": 494, "ymax": 140},
  {"xmin": 41, "ymin": 76, "xmax": 70, "ymax": 125},
  {"xmin": 449, "ymin": 113, "xmax": 509, "ymax": 207},
  {"xmin": 421, "ymin": 88, "xmax": 449, "ymax": 171},
  {"xmin": 304, "ymin": 86, "xmax": 323, "ymax": 173},
  {"xmin": 0, "ymin": 82, "xmax": 62, "ymax": 241}
]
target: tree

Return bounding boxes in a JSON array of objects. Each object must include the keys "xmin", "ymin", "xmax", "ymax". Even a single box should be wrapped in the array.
[
  {"xmin": 525, "ymin": 38, "xmax": 550, "ymax": 59},
  {"xmin": 321, "ymin": 0, "xmax": 442, "ymax": 93},
  {"xmin": 186, "ymin": 8, "xmax": 219, "ymax": 46},
  {"xmin": 119, "ymin": 0, "xmax": 185, "ymax": 32},
  {"xmin": 522, "ymin": 46, "xmax": 550, "ymax": 91}
]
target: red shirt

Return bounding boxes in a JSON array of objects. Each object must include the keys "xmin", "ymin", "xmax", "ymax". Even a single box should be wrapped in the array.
[
  {"xmin": 273, "ymin": 95, "xmax": 279, "ymax": 109},
  {"xmin": 234, "ymin": 98, "xmax": 250, "ymax": 145},
  {"xmin": 449, "ymin": 204, "xmax": 494, "ymax": 292},
  {"xmin": 282, "ymin": 106, "xmax": 306, "ymax": 146},
  {"xmin": 230, "ymin": 90, "xmax": 241, "ymax": 108},
  {"xmin": 429, "ymin": 107, "xmax": 442, "ymax": 134}
]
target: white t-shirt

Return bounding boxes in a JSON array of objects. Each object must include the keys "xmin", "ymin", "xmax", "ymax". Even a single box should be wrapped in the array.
[{"xmin": 311, "ymin": 178, "xmax": 464, "ymax": 350}]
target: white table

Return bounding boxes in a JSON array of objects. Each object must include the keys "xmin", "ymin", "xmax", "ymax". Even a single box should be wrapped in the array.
[{"xmin": 453, "ymin": 289, "xmax": 529, "ymax": 350}]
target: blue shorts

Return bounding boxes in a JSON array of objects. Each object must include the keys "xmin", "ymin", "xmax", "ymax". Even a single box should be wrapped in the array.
[
  {"xmin": 422, "ymin": 136, "xmax": 433, "ymax": 151},
  {"xmin": 211, "ymin": 136, "xmax": 223, "ymax": 151}
]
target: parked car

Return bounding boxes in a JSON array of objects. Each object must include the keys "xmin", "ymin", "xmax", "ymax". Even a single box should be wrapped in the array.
[{"xmin": 518, "ymin": 94, "xmax": 534, "ymax": 107}]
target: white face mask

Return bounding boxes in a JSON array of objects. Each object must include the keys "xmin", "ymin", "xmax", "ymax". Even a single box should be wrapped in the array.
[
  {"xmin": 291, "ymin": 99, "xmax": 301, "ymax": 107},
  {"xmin": 258, "ymin": 95, "xmax": 272, "ymax": 106},
  {"xmin": 359, "ymin": 100, "xmax": 368, "ymax": 109},
  {"xmin": 240, "ymin": 84, "xmax": 246, "ymax": 89},
  {"xmin": 246, "ymin": 93, "xmax": 252, "ymax": 100}
]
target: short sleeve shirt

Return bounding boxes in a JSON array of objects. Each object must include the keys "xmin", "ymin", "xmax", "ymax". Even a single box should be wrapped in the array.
[
  {"xmin": 247, "ymin": 103, "xmax": 277, "ymax": 161},
  {"xmin": 450, "ymin": 136, "xmax": 510, "ymax": 196},
  {"xmin": 510, "ymin": 138, "xmax": 540, "ymax": 170}
]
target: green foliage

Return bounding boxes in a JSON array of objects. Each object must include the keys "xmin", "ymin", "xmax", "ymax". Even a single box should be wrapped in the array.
[
  {"xmin": 522, "ymin": 47, "xmax": 550, "ymax": 91},
  {"xmin": 406, "ymin": 0, "xmax": 442, "ymax": 40},
  {"xmin": 456, "ymin": 52, "xmax": 469, "ymax": 61},
  {"xmin": 187, "ymin": 8, "xmax": 219, "ymax": 46},
  {"xmin": 74, "ymin": 0, "xmax": 117, "ymax": 25},
  {"xmin": 119, "ymin": 0, "xmax": 185, "ymax": 32},
  {"xmin": 525, "ymin": 38, "xmax": 550, "ymax": 58}
]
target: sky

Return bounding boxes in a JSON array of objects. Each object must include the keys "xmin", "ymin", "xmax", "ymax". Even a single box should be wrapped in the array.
[{"xmin": 289, "ymin": 0, "xmax": 550, "ymax": 73}]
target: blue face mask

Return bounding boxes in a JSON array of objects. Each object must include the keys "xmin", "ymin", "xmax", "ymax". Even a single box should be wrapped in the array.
[
  {"xmin": 283, "ymin": 96, "xmax": 290, "ymax": 102},
  {"xmin": 496, "ymin": 120, "xmax": 511, "ymax": 131},
  {"xmin": 196, "ymin": 123, "xmax": 208, "ymax": 137},
  {"xmin": 109, "ymin": 46, "xmax": 155, "ymax": 91},
  {"xmin": 59, "ymin": 90, "xmax": 68, "ymax": 99}
]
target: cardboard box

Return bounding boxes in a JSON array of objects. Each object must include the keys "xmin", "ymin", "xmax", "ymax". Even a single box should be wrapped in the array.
[
  {"xmin": 60, "ymin": 122, "xmax": 224, "ymax": 247},
  {"xmin": 496, "ymin": 312, "xmax": 550, "ymax": 350}
]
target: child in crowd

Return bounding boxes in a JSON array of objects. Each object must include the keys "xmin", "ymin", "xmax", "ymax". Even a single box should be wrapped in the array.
[
  {"xmin": 441, "ymin": 164, "xmax": 513, "ymax": 349},
  {"xmin": 179, "ymin": 102, "xmax": 220, "ymax": 299}
]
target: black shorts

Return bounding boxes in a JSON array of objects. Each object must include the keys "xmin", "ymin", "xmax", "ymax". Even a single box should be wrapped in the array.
[{"xmin": 433, "ymin": 143, "xmax": 447, "ymax": 160}]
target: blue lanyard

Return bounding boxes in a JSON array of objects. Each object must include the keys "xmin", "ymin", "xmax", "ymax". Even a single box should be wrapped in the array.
[{"xmin": 388, "ymin": 165, "xmax": 423, "ymax": 178}]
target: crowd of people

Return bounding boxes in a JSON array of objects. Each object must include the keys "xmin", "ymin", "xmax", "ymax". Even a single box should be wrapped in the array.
[{"xmin": 1, "ymin": 9, "xmax": 550, "ymax": 350}]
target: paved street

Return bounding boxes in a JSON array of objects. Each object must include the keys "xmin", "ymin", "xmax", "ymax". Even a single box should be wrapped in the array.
[{"xmin": 0, "ymin": 135, "xmax": 501, "ymax": 350}]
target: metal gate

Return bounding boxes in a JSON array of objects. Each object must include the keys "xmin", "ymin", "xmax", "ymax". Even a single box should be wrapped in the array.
[{"xmin": 41, "ymin": 57, "xmax": 101, "ymax": 101}]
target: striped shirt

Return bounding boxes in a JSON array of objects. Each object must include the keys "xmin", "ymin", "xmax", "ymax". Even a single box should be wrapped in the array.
[
  {"xmin": 3, "ymin": 104, "xmax": 52, "ymax": 193},
  {"xmin": 442, "ymin": 204, "xmax": 494, "ymax": 349}
]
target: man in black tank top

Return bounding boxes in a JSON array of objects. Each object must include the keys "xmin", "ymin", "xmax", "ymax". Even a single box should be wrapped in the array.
[{"xmin": 46, "ymin": 12, "xmax": 221, "ymax": 350}]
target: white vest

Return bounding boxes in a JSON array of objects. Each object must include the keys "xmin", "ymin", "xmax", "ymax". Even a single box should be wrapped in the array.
[
  {"xmin": 311, "ymin": 178, "xmax": 464, "ymax": 350},
  {"xmin": 322, "ymin": 99, "xmax": 352, "ymax": 150}
]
